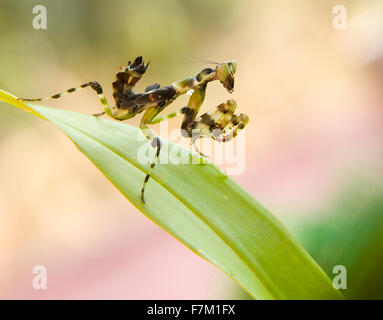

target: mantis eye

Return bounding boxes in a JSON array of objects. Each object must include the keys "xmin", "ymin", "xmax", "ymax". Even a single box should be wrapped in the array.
[
  {"xmin": 216, "ymin": 63, "xmax": 234, "ymax": 93},
  {"xmin": 229, "ymin": 60, "xmax": 236, "ymax": 74}
]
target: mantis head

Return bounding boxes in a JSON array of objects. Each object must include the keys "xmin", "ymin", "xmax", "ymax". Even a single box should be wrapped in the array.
[{"xmin": 216, "ymin": 60, "xmax": 236, "ymax": 93}]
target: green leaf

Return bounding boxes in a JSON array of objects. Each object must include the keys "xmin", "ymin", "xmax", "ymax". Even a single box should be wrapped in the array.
[
  {"xmin": 0, "ymin": 89, "xmax": 343, "ymax": 299},
  {"xmin": 293, "ymin": 181, "xmax": 383, "ymax": 299}
]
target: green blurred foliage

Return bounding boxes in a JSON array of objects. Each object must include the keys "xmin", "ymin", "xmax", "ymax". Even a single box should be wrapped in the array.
[
  {"xmin": 293, "ymin": 179, "xmax": 383, "ymax": 299},
  {"xmin": 0, "ymin": 0, "xmax": 237, "ymax": 81}
]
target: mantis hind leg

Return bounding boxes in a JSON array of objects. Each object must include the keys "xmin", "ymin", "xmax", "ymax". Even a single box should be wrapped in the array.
[
  {"xmin": 17, "ymin": 81, "xmax": 115, "ymax": 117},
  {"xmin": 139, "ymin": 121, "xmax": 162, "ymax": 203}
]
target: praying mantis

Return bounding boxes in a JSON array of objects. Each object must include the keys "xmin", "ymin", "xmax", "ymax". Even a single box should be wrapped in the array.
[{"xmin": 18, "ymin": 56, "xmax": 249, "ymax": 203}]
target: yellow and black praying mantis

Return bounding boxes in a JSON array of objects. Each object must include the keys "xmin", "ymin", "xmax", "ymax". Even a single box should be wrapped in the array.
[{"xmin": 18, "ymin": 56, "xmax": 249, "ymax": 203}]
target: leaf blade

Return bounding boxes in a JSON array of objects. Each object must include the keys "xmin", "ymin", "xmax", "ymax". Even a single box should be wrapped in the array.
[{"xmin": 0, "ymin": 90, "xmax": 343, "ymax": 299}]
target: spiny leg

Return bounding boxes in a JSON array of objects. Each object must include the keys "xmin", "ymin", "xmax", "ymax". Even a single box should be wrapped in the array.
[
  {"xmin": 143, "ymin": 85, "xmax": 207, "ymax": 157},
  {"xmin": 135, "ymin": 86, "xmax": 207, "ymax": 201},
  {"xmin": 140, "ymin": 89, "xmax": 207, "ymax": 191},
  {"xmin": 214, "ymin": 113, "xmax": 249, "ymax": 142},
  {"xmin": 191, "ymin": 138, "xmax": 210, "ymax": 158},
  {"xmin": 92, "ymin": 111, "xmax": 107, "ymax": 117},
  {"xmin": 201, "ymin": 100, "xmax": 237, "ymax": 139},
  {"xmin": 139, "ymin": 117, "xmax": 162, "ymax": 203},
  {"xmin": 147, "ymin": 104, "xmax": 211, "ymax": 157},
  {"xmin": 190, "ymin": 99, "xmax": 249, "ymax": 147},
  {"xmin": 177, "ymin": 85, "xmax": 208, "ymax": 156},
  {"xmin": 190, "ymin": 99, "xmax": 237, "ymax": 138},
  {"xmin": 145, "ymin": 86, "xmax": 208, "ymax": 157},
  {"xmin": 207, "ymin": 100, "xmax": 249, "ymax": 142},
  {"xmin": 147, "ymin": 107, "xmax": 186, "ymax": 124},
  {"xmin": 17, "ymin": 81, "xmax": 113, "ymax": 117},
  {"xmin": 138, "ymin": 97, "xmax": 191, "ymax": 202},
  {"xmin": 180, "ymin": 85, "xmax": 207, "ymax": 133}
]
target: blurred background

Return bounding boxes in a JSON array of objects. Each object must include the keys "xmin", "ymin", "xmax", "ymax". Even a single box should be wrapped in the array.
[{"xmin": 1, "ymin": 0, "xmax": 383, "ymax": 299}]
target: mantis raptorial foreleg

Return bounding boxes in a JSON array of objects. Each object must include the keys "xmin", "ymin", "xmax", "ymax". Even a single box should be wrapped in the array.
[{"xmin": 191, "ymin": 99, "xmax": 249, "ymax": 143}]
